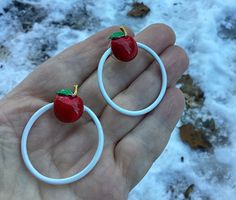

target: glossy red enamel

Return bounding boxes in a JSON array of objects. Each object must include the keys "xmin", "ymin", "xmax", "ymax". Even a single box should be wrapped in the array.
[
  {"xmin": 111, "ymin": 36, "xmax": 138, "ymax": 62},
  {"xmin": 54, "ymin": 95, "xmax": 84, "ymax": 123}
]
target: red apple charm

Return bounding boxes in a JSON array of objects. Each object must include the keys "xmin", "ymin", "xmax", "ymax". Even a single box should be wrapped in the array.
[
  {"xmin": 109, "ymin": 26, "xmax": 138, "ymax": 62},
  {"xmin": 54, "ymin": 85, "xmax": 84, "ymax": 123}
]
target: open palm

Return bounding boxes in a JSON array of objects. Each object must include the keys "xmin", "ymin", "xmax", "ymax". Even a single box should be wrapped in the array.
[{"xmin": 0, "ymin": 24, "xmax": 188, "ymax": 200}]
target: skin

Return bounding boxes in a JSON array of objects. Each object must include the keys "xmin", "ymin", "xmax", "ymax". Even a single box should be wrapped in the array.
[{"xmin": 0, "ymin": 24, "xmax": 188, "ymax": 200}]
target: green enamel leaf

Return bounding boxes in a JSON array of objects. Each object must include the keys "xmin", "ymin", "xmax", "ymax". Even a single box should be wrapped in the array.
[
  {"xmin": 109, "ymin": 31, "xmax": 125, "ymax": 39},
  {"xmin": 57, "ymin": 89, "xmax": 73, "ymax": 96}
]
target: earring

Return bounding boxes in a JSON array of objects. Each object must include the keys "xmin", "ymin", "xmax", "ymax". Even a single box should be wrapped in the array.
[
  {"xmin": 98, "ymin": 26, "xmax": 167, "ymax": 116},
  {"xmin": 21, "ymin": 85, "xmax": 104, "ymax": 185}
]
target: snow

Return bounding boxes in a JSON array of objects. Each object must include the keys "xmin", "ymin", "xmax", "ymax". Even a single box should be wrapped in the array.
[{"xmin": 0, "ymin": 0, "xmax": 236, "ymax": 199}]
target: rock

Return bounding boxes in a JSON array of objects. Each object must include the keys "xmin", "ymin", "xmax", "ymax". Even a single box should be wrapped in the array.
[
  {"xmin": 0, "ymin": 44, "xmax": 10, "ymax": 59},
  {"xmin": 27, "ymin": 39, "xmax": 56, "ymax": 65},
  {"xmin": 178, "ymin": 74, "xmax": 193, "ymax": 85},
  {"xmin": 52, "ymin": 4, "xmax": 99, "ymax": 31},
  {"xmin": 195, "ymin": 117, "xmax": 216, "ymax": 133},
  {"xmin": 166, "ymin": 176, "xmax": 197, "ymax": 199},
  {"xmin": 218, "ymin": 15, "xmax": 236, "ymax": 40},
  {"xmin": 184, "ymin": 184, "xmax": 195, "ymax": 198},
  {"xmin": 27, "ymin": 51, "xmax": 50, "ymax": 65},
  {"xmin": 127, "ymin": 2, "xmax": 150, "ymax": 18},
  {"xmin": 3, "ymin": 7, "xmax": 9, "ymax": 13},
  {"xmin": 5, "ymin": 0, "xmax": 47, "ymax": 32},
  {"xmin": 180, "ymin": 123, "xmax": 212, "ymax": 150},
  {"xmin": 202, "ymin": 118, "xmax": 216, "ymax": 132},
  {"xmin": 178, "ymin": 74, "xmax": 205, "ymax": 108},
  {"xmin": 186, "ymin": 117, "xmax": 229, "ymax": 147}
]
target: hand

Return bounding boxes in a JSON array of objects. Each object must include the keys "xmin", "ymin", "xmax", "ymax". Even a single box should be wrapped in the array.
[{"xmin": 0, "ymin": 24, "xmax": 188, "ymax": 200}]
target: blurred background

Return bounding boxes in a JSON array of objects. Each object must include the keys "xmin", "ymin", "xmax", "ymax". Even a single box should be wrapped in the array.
[{"xmin": 0, "ymin": 0, "xmax": 236, "ymax": 199}]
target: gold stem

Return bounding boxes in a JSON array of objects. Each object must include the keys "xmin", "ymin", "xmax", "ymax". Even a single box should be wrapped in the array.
[
  {"xmin": 73, "ymin": 84, "xmax": 78, "ymax": 96},
  {"xmin": 120, "ymin": 26, "xmax": 127, "ymax": 36}
]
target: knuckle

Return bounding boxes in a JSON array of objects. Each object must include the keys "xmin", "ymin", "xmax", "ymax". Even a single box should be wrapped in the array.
[
  {"xmin": 149, "ymin": 23, "xmax": 176, "ymax": 43},
  {"xmin": 173, "ymin": 45, "xmax": 189, "ymax": 68}
]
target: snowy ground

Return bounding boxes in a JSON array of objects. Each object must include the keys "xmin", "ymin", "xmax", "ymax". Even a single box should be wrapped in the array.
[{"xmin": 0, "ymin": 0, "xmax": 236, "ymax": 199}]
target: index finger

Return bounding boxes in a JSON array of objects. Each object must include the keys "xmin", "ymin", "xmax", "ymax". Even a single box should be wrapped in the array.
[{"xmin": 8, "ymin": 26, "xmax": 134, "ymax": 101}]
